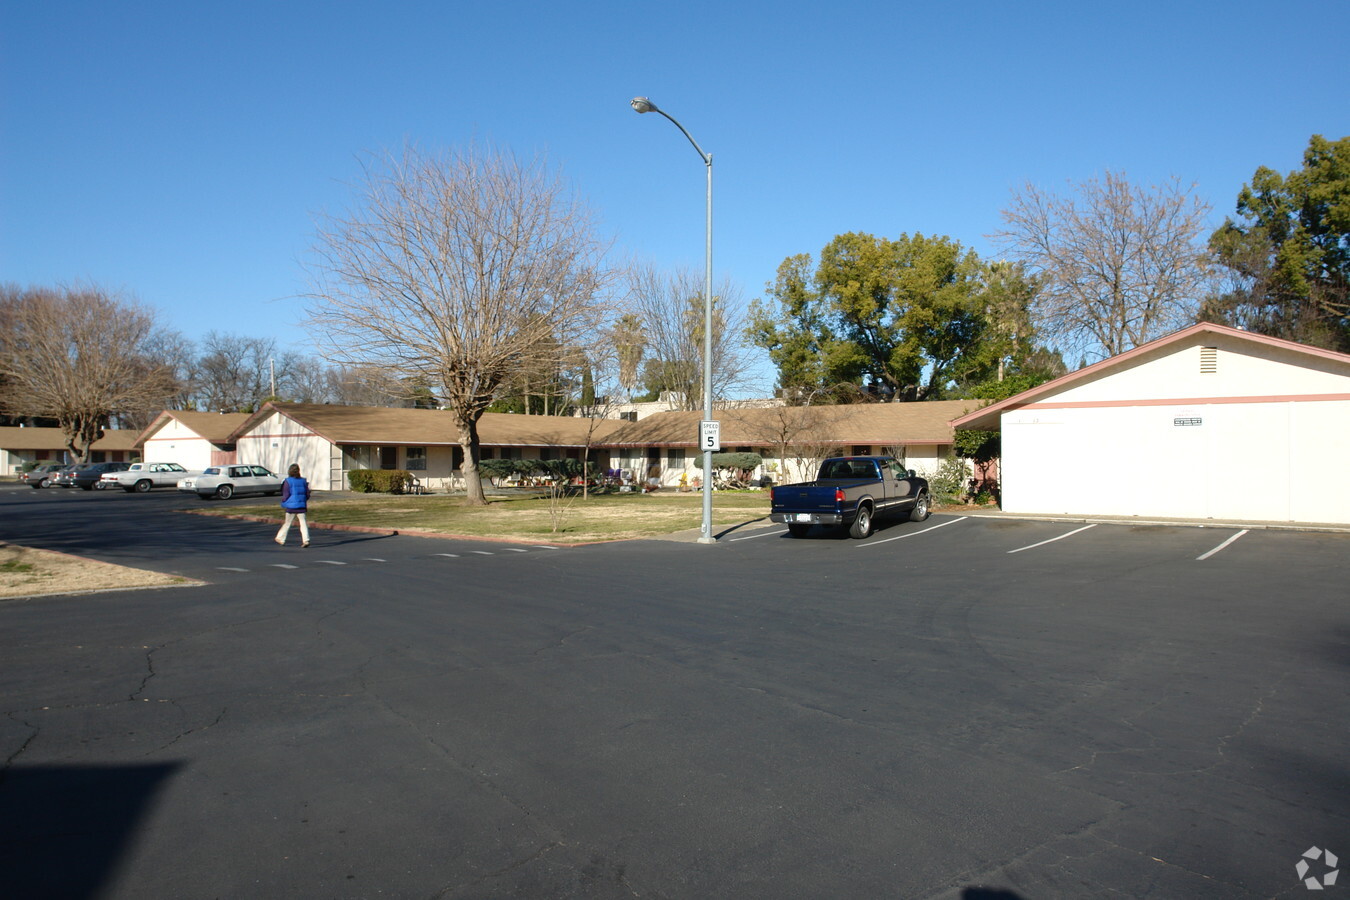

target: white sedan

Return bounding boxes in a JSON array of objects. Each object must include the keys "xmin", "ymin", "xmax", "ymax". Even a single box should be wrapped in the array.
[{"xmin": 179, "ymin": 464, "xmax": 284, "ymax": 500}]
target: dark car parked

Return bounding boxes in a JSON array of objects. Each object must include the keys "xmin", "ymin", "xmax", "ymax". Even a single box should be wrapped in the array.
[
  {"xmin": 69, "ymin": 461, "xmax": 132, "ymax": 490},
  {"xmin": 53, "ymin": 463, "xmax": 97, "ymax": 488}
]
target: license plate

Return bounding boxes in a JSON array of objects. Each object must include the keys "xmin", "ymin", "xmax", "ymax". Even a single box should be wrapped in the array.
[{"xmin": 794, "ymin": 513, "xmax": 813, "ymax": 523}]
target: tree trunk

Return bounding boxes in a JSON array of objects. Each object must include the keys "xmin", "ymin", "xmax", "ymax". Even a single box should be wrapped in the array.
[
  {"xmin": 456, "ymin": 416, "xmax": 486, "ymax": 505},
  {"xmin": 64, "ymin": 415, "xmax": 104, "ymax": 463}
]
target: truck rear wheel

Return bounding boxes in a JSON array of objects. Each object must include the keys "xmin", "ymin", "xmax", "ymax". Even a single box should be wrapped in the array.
[
  {"xmin": 787, "ymin": 524, "xmax": 810, "ymax": 538},
  {"xmin": 849, "ymin": 504, "xmax": 873, "ymax": 539}
]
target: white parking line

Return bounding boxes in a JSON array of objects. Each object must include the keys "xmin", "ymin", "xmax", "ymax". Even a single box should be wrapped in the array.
[
  {"xmin": 858, "ymin": 517, "xmax": 969, "ymax": 548},
  {"xmin": 729, "ymin": 528, "xmax": 785, "ymax": 542},
  {"xmin": 1007, "ymin": 524, "xmax": 1097, "ymax": 554},
  {"xmin": 435, "ymin": 553, "xmax": 459, "ymax": 558},
  {"xmin": 216, "ymin": 567, "xmax": 248, "ymax": 572},
  {"xmin": 1197, "ymin": 529, "xmax": 1250, "ymax": 561},
  {"xmin": 469, "ymin": 551, "xmax": 493, "ymax": 556},
  {"xmin": 314, "ymin": 560, "xmax": 346, "ymax": 565},
  {"xmin": 363, "ymin": 558, "xmax": 387, "ymax": 563},
  {"xmin": 270, "ymin": 564, "xmax": 298, "ymax": 570},
  {"xmin": 505, "ymin": 548, "xmax": 529, "ymax": 553}
]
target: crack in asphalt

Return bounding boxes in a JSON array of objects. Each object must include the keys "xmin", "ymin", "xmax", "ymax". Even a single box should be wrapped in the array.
[
  {"xmin": 1, "ymin": 714, "xmax": 40, "ymax": 780},
  {"xmin": 145, "ymin": 704, "xmax": 229, "ymax": 756}
]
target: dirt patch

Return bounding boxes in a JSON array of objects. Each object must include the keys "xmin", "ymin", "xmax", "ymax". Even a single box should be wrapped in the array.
[{"xmin": 0, "ymin": 542, "xmax": 198, "ymax": 600}]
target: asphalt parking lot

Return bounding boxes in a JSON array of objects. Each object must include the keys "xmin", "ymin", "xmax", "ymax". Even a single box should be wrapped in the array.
[{"xmin": 1, "ymin": 483, "xmax": 1347, "ymax": 898}]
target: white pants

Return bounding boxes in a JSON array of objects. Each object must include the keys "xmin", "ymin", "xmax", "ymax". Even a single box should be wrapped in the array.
[{"xmin": 276, "ymin": 512, "xmax": 310, "ymax": 545}]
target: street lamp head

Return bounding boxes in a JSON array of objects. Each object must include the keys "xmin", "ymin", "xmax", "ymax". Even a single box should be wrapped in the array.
[{"xmin": 630, "ymin": 96, "xmax": 657, "ymax": 114}]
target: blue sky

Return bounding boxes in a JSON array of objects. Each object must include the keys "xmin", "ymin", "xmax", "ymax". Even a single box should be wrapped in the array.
[{"xmin": 3, "ymin": 1, "xmax": 1347, "ymax": 394}]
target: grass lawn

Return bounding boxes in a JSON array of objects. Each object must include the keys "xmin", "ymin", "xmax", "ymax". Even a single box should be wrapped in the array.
[{"xmin": 206, "ymin": 489, "xmax": 773, "ymax": 544}]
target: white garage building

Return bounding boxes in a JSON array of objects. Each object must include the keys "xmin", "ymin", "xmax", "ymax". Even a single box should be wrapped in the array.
[{"xmin": 951, "ymin": 323, "xmax": 1350, "ymax": 525}]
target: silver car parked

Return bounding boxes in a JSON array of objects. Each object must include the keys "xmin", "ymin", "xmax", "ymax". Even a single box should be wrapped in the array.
[{"xmin": 178, "ymin": 464, "xmax": 283, "ymax": 500}]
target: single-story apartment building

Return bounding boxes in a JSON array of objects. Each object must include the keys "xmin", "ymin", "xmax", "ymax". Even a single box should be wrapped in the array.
[
  {"xmin": 600, "ymin": 400, "xmax": 981, "ymax": 486},
  {"xmin": 136, "ymin": 411, "xmax": 253, "ymax": 470},
  {"xmin": 951, "ymin": 322, "xmax": 1350, "ymax": 525},
  {"xmin": 228, "ymin": 403, "xmax": 628, "ymax": 492},
  {"xmin": 195, "ymin": 399, "xmax": 980, "ymax": 492},
  {"xmin": 0, "ymin": 427, "xmax": 140, "ymax": 476}
]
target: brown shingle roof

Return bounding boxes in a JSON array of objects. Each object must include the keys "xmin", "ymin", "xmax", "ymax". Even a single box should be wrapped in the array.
[
  {"xmin": 137, "ymin": 410, "xmax": 253, "ymax": 446},
  {"xmin": 243, "ymin": 402, "xmax": 627, "ymax": 448},
  {"xmin": 604, "ymin": 401, "xmax": 984, "ymax": 448},
  {"xmin": 0, "ymin": 427, "xmax": 140, "ymax": 452}
]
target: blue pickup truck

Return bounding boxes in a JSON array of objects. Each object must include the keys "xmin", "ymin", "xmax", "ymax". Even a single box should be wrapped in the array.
[{"xmin": 769, "ymin": 456, "xmax": 932, "ymax": 538}]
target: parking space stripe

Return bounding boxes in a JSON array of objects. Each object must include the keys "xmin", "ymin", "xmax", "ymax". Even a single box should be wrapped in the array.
[
  {"xmin": 314, "ymin": 560, "xmax": 346, "ymax": 565},
  {"xmin": 1197, "ymin": 529, "xmax": 1250, "ymax": 561},
  {"xmin": 469, "ymin": 551, "xmax": 493, "ymax": 556},
  {"xmin": 270, "ymin": 564, "xmax": 298, "ymax": 569},
  {"xmin": 858, "ymin": 517, "xmax": 968, "ymax": 548},
  {"xmin": 730, "ymin": 528, "xmax": 785, "ymax": 542},
  {"xmin": 435, "ymin": 553, "xmax": 459, "ymax": 558},
  {"xmin": 216, "ymin": 567, "xmax": 249, "ymax": 572},
  {"xmin": 363, "ymin": 558, "xmax": 387, "ymax": 562},
  {"xmin": 1007, "ymin": 524, "xmax": 1097, "ymax": 554}
]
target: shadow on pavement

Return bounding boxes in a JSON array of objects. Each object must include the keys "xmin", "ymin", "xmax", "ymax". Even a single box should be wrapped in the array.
[{"xmin": 0, "ymin": 762, "xmax": 182, "ymax": 899}]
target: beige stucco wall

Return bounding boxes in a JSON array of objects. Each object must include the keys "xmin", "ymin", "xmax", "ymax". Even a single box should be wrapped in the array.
[
  {"xmin": 602, "ymin": 443, "xmax": 949, "ymax": 489},
  {"xmin": 1, "ymin": 449, "xmax": 29, "ymax": 476},
  {"xmin": 1001, "ymin": 349, "xmax": 1350, "ymax": 525},
  {"xmin": 236, "ymin": 412, "xmax": 335, "ymax": 490},
  {"xmin": 1047, "ymin": 336, "xmax": 1348, "ymax": 405},
  {"xmin": 143, "ymin": 417, "xmax": 220, "ymax": 470}
]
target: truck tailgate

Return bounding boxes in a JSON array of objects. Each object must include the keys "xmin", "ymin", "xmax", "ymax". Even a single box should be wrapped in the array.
[{"xmin": 773, "ymin": 484, "xmax": 842, "ymax": 512}]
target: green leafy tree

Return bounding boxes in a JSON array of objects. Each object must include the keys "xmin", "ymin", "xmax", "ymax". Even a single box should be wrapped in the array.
[
  {"xmin": 1205, "ymin": 134, "xmax": 1349, "ymax": 351},
  {"xmin": 750, "ymin": 233, "xmax": 1008, "ymax": 401}
]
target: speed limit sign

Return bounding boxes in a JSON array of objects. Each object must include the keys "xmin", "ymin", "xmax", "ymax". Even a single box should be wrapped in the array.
[{"xmin": 699, "ymin": 420, "xmax": 721, "ymax": 452}]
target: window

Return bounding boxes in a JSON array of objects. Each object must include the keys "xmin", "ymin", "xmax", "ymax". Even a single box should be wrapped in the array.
[
  {"xmin": 406, "ymin": 447, "xmax": 427, "ymax": 471},
  {"xmin": 480, "ymin": 447, "xmax": 495, "ymax": 460},
  {"xmin": 540, "ymin": 447, "xmax": 555, "ymax": 461},
  {"xmin": 251, "ymin": 466, "xmax": 272, "ymax": 477},
  {"xmin": 667, "ymin": 449, "xmax": 686, "ymax": 467}
]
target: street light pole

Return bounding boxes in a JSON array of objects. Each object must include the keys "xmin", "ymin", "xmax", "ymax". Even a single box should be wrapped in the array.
[{"xmin": 630, "ymin": 96, "xmax": 716, "ymax": 544}]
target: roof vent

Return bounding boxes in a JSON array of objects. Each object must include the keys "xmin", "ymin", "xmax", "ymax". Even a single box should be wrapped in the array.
[{"xmin": 1199, "ymin": 346, "xmax": 1218, "ymax": 374}]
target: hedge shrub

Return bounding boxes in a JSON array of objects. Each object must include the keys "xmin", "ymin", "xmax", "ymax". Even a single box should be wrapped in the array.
[{"xmin": 347, "ymin": 469, "xmax": 414, "ymax": 493}]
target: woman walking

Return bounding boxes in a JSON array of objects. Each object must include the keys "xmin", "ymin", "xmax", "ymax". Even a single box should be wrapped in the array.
[{"xmin": 275, "ymin": 463, "xmax": 311, "ymax": 548}]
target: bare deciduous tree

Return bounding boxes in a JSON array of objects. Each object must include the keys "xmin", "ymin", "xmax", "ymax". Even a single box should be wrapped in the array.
[
  {"xmin": 0, "ymin": 285, "xmax": 180, "ymax": 460},
  {"xmin": 194, "ymin": 331, "xmax": 280, "ymax": 411},
  {"xmin": 327, "ymin": 365, "xmax": 408, "ymax": 406},
  {"xmin": 994, "ymin": 171, "xmax": 1211, "ymax": 362},
  {"xmin": 624, "ymin": 262, "xmax": 755, "ymax": 408},
  {"xmin": 305, "ymin": 144, "xmax": 612, "ymax": 504}
]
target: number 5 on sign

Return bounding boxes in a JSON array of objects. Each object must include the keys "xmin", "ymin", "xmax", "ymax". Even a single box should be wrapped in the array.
[{"xmin": 700, "ymin": 420, "xmax": 721, "ymax": 452}]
